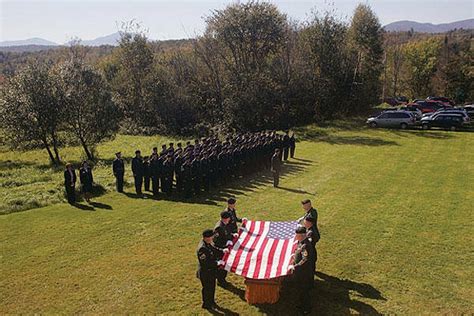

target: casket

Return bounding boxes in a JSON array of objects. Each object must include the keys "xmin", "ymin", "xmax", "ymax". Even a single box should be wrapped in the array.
[{"xmin": 244, "ymin": 277, "xmax": 282, "ymax": 304}]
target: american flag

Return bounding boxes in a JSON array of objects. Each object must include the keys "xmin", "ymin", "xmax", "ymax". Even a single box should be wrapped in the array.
[{"xmin": 222, "ymin": 220, "xmax": 298, "ymax": 279}]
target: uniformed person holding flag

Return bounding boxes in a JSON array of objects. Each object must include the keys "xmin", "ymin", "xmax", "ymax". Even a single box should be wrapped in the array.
[
  {"xmin": 288, "ymin": 226, "xmax": 315, "ymax": 315},
  {"xmin": 196, "ymin": 229, "xmax": 228, "ymax": 310}
]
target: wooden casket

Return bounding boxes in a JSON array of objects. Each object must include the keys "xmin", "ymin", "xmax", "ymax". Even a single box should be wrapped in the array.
[{"xmin": 244, "ymin": 277, "xmax": 282, "ymax": 304}]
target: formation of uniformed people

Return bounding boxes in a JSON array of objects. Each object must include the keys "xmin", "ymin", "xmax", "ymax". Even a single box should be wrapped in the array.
[
  {"xmin": 197, "ymin": 197, "xmax": 320, "ymax": 314},
  {"xmin": 111, "ymin": 131, "xmax": 296, "ymax": 197}
]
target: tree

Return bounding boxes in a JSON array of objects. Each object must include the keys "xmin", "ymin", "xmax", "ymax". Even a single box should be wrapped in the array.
[
  {"xmin": 404, "ymin": 38, "xmax": 441, "ymax": 98},
  {"xmin": 59, "ymin": 45, "xmax": 120, "ymax": 161},
  {"xmin": 0, "ymin": 63, "xmax": 63, "ymax": 165},
  {"xmin": 197, "ymin": 1, "xmax": 289, "ymax": 130},
  {"xmin": 300, "ymin": 11, "xmax": 354, "ymax": 119},
  {"xmin": 348, "ymin": 3, "xmax": 384, "ymax": 109}
]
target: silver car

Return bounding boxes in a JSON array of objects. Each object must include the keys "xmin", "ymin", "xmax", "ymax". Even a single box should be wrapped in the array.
[{"xmin": 367, "ymin": 111, "xmax": 416, "ymax": 129}]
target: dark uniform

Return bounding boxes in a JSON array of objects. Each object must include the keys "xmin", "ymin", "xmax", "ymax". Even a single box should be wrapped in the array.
[
  {"xmin": 306, "ymin": 224, "xmax": 319, "ymax": 275},
  {"xmin": 292, "ymin": 230, "xmax": 316, "ymax": 315},
  {"xmin": 112, "ymin": 156, "xmax": 125, "ymax": 192},
  {"xmin": 131, "ymin": 155, "xmax": 144, "ymax": 195},
  {"xmin": 150, "ymin": 154, "xmax": 160, "ymax": 196},
  {"xmin": 271, "ymin": 150, "xmax": 281, "ymax": 187},
  {"xmin": 64, "ymin": 167, "xmax": 76, "ymax": 203},
  {"xmin": 79, "ymin": 167, "xmax": 93, "ymax": 194},
  {"xmin": 289, "ymin": 134, "xmax": 296, "ymax": 158},
  {"xmin": 226, "ymin": 206, "xmax": 242, "ymax": 234},
  {"xmin": 143, "ymin": 158, "xmax": 151, "ymax": 191},
  {"xmin": 197, "ymin": 233, "xmax": 220, "ymax": 309},
  {"xmin": 213, "ymin": 215, "xmax": 233, "ymax": 285},
  {"xmin": 283, "ymin": 132, "xmax": 290, "ymax": 161}
]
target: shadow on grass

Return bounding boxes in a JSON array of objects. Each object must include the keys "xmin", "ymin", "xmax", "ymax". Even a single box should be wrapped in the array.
[
  {"xmin": 70, "ymin": 202, "xmax": 95, "ymax": 211},
  {"xmin": 294, "ymin": 126, "xmax": 399, "ymax": 147},
  {"xmin": 253, "ymin": 271, "xmax": 385, "ymax": 315}
]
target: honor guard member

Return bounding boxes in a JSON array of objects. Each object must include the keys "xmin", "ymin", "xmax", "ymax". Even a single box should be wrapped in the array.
[
  {"xmin": 213, "ymin": 211, "xmax": 233, "ymax": 286},
  {"xmin": 289, "ymin": 132, "xmax": 296, "ymax": 158},
  {"xmin": 225, "ymin": 197, "xmax": 245, "ymax": 234},
  {"xmin": 143, "ymin": 156, "xmax": 151, "ymax": 192},
  {"xmin": 271, "ymin": 148, "xmax": 282, "ymax": 187},
  {"xmin": 288, "ymin": 226, "xmax": 315, "ymax": 315},
  {"xmin": 197, "ymin": 229, "xmax": 227, "ymax": 310},
  {"xmin": 64, "ymin": 163, "xmax": 77, "ymax": 203},
  {"xmin": 283, "ymin": 131, "xmax": 290, "ymax": 161},
  {"xmin": 79, "ymin": 161, "xmax": 93, "ymax": 203},
  {"xmin": 112, "ymin": 152, "xmax": 125, "ymax": 193},
  {"xmin": 298, "ymin": 199, "xmax": 319, "ymax": 230},
  {"xmin": 131, "ymin": 150, "xmax": 144, "ymax": 196},
  {"xmin": 150, "ymin": 150, "xmax": 160, "ymax": 196},
  {"xmin": 304, "ymin": 217, "xmax": 319, "ymax": 276}
]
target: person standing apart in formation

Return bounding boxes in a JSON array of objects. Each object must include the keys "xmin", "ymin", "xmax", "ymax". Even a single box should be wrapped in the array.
[
  {"xmin": 79, "ymin": 161, "xmax": 94, "ymax": 203},
  {"xmin": 271, "ymin": 148, "xmax": 282, "ymax": 187},
  {"xmin": 64, "ymin": 163, "xmax": 76, "ymax": 204},
  {"xmin": 113, "ymin": 152, "xmax": 125, "ymax": 193}
]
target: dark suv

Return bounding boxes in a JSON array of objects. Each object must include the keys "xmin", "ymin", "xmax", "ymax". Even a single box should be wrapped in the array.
[{"xmin": 421, "ymin": 114, "xmax": 464, "ymax": 131}]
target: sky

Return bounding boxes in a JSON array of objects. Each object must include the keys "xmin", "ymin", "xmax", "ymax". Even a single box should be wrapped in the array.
[{"xmin": 1, "ymin": 0, "xmax": 473, "ymax": 43}]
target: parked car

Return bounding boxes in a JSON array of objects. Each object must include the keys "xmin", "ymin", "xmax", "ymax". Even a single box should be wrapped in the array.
[
  {"xmin": 421, "ymin": 114, "xmax": 464, "ymax": 131},
  {"xmin": 412, "ymin": 101, "xmax": 446, "ymax": 113},
  {"xmin": 399, "ymin": 106, "xmax": 422, "ymax": 120},
  {"xmin": 423, "ymin": 108, "xmax": 470, "ymax": 124},
  {"xmin": 367, "ymin": 111, "xmax": 416, "ymax": 129},
  {"xmin": 427, "ymin": 96, "xmax": 455, "ymax": 106},
  {"xmin": 396, "ymin": 96, "xmax": 409, "ymax": 103},
  {"xmin": 383, "ymin": 97, "xmax": 402, "ymax": 107},
  {"xmin": 463, "ymin": 105, "xmax": 474, "ymax": 118}
]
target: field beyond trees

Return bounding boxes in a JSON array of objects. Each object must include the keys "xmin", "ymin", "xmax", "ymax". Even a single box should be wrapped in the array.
[{"xmin": 1, "ymin": 124, "xmax": 473, "ymax": 314}]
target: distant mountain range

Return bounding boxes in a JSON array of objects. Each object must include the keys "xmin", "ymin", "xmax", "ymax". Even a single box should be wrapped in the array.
[
  {"xmin": 384, "ymin": 19, "xmax": 474, "ymax": 33},
  {"xmin": 0, "ymin": 37, "xmax": 58, "ymax": 47},
  {"xmin": 1, "ymin": 19, "xmax": 473, "ymax": 50},
  {"xmin": 0, "ymin": 32, "xmax": 122, "ymax": 48}
]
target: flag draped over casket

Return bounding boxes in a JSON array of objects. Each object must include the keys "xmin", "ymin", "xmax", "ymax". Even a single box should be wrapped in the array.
[{"xmin": 222, "ymin": 220, "xmax": 298, "ymax": 280}]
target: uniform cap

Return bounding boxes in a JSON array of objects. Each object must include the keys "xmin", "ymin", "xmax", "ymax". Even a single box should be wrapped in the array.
[
  {"xmin": 220, "ymin": 211, "xmax": 231, "ymax": 219},
  {"xmin": 227, "ymin": 198, "xmax": 236, "ymax": 204},
  {"xmin": 295, "ymin": 226, "xmax": 307, "ymax": 234},
  {"xmin": 301, "ymin": 199, "xmax": 311, "ymax": 205},
  {"xmin": 202, "ymin": 229, "xmax": 214, "ymax": 238}
]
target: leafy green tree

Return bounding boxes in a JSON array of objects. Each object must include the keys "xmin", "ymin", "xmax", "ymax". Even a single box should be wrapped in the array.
[
  {"xmin": 348, "ymin": 3, "xmax": 384, "ymax": 109},
  {"xmin": 404, "ymin": 38, "xmax": 441, "ymax": 98},
  {"xmin": 0, "ymin": 63, "xmax": 63, "ymax": 165},
  {"xmin": 59, "ymin": 45, "xmax": 120, "ymax": 160},
  {"xmin": 300, "ymin": 12, "xmax": 354, "ymax": 119}
]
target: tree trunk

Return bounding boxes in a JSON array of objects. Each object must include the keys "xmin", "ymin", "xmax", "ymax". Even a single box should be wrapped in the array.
[
  {"xmin": 42, "ymin": 138, "xmax": 56, "ymax": 165},
  {"xmin": 51, "ymin": 131, "xmax": 61, "ymax": 164},
  {"xmin": 80, "ymin": 137, "xmax": 94, "ymax": 161}
]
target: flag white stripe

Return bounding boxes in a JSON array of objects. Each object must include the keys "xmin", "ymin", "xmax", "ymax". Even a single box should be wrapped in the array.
[
  {"xmin": 281, "ymin": 238, "xmax": 297, "ymax": 274},
  {"xmin": 257, "ymin": 238, "xmax": 275, "ymax": 279},
  {"xmin": 235, "ymin": 221, "xmax": 262, "ymax": 274},
  {"xmin": 224, "ymin": 220, "xmax": 252, "ymax": 271},
  {"xmin": 244, "ymin": 221, "xmax": 270, "ymax": 278},
  {"xmin": 269, "ymin": 239, "xmax": 285, "ymax": 278}
]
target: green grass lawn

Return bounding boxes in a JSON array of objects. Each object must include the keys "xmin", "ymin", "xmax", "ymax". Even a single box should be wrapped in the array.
[{"xmin": 1, "ymin": 124, "xmax": 473, "ymax": 314}]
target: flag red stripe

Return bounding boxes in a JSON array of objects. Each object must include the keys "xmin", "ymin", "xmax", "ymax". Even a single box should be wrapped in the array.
[
  {"xmin": 275, "ymin": 239, "xmax": 290, "ymax": 277},
  {"xmin": 230, "ymin": 220, "xmax": 256, "ymax": 272},
  {"xmin": 248, "ymin": 235, "xmax": 269, "ymax": 279},
  {"xmin": 264, "ymin": 239, "xmax": 280, "ymax": 279},
  {"xmin": 240, "ymin": 221, "xmax": 265, "ymax": 276}
]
